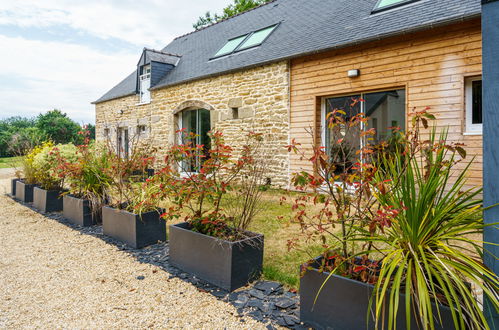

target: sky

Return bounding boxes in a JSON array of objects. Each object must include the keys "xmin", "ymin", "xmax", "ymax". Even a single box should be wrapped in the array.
[{"xmin": 0, "ymin": 0, "xmax": 230, "ymax": 124}]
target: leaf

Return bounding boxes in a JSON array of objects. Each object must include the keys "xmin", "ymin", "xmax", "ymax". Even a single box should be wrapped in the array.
[
  {"xmin": 421, "ymin": 118, "xmax": 428, "ymax": 129},
  {"xmin": 455, "ymin": 146, "xmax": 466, "ymax": 159}
]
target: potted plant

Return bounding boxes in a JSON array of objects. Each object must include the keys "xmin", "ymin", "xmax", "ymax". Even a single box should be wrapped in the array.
[
  {"xmin": 143, "ymin": 131, "xmax": 269, "ymax": 291},
  {"xmin": 286, "ymin": 107, "xmax": 498, "ymax": 329},
  {"xmin": 60, "ymin": 129, "xmax": 112, "ymax": 226},
  {"xmin": 32, "ymin": 143, "xmax": 77, "ymax": 212},
  {"xmin": 101, "ymin": 141, "xmax": 165, "ymax": 249},
  {"xmin": 11, "ymin": 171, "xmax": 21, "ymax": 197},
  {"xmin": 14, "ymin": 142, "xmax": 51, "ymax": 203}
]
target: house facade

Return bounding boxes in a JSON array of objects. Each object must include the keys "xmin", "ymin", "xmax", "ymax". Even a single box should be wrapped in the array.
[{"xmin": 94, "ymin": 0, "xmax": 482, "ymax": 188}]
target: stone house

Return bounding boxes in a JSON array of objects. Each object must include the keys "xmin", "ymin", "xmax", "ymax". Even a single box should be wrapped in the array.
[{"xmin": 94, "ymin": 0, "xmax": 482, "ymax": 188}]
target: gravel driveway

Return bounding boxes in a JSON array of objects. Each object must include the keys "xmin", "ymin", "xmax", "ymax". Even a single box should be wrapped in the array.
[{"xmin": 0, "ymin": 168, "xmax": 267, "ymax": 329}]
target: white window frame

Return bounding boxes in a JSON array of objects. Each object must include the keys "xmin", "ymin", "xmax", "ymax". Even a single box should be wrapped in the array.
[
  {"xmin": 138, "ymin": 65, "xmax": 151, "ymax": 105},
  {"xmin": 464, "ymin": 76, "xmax": 483, "ymax": 135}
]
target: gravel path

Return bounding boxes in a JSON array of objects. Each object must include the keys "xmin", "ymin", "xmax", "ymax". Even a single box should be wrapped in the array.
[{"xmin": 0, "ymin": 168, "xmax": 268, "ymax": 329}]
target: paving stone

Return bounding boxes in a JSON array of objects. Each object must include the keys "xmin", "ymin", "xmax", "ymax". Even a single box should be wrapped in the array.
[
  {"xmin": 249, "ymin": 310, "xmax": 263, "ymax": 322},
  {"xmin": 228, "ymin": 292, "xmax": 239, "ymax": 301},
  {"xmin": 275, "ymin": 297, "xmax": 296, "ymax": 309},
  {"xmin": 254, "ymin": 281, "xmax": 282, "ymax": 295},
  {"xmin": 248, "ymin": 288, "xmax": 266, "ymax": 300},
  {"xmin": 247, "ymin": 298, "xmax": 264, "ymax": 309},
  {"xmin": 284, "ymin": 315, "xmax": 300, "ymax": 326}
]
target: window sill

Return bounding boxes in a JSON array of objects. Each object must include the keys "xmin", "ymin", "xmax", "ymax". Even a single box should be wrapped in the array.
[
  {"xmin": 135, "ymin": 101, "xmax": 151, "ymax": 106},
  {"xmin": 463, "ymin": 131, "xmax": 482, "ymax": 136}
]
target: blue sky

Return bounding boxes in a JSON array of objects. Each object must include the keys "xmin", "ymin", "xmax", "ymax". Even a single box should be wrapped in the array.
[{"xmin": 0, "ymin": 0, "xmax": 230, "ymax": 124}]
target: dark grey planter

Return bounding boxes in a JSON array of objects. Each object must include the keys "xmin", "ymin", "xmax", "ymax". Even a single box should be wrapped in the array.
[
  {"xmin": 33, "ymin": 187, "xmax": 63, "ymax": 212},
  {"xmin": 300, "ymin": 258, "xmax": 455, "ymax": 330},
  {"xmin": 169, "ymin": 222, "xmax": 264, "ymax": 291},
  {"xmin": 15, "ymin": 180, "xmax": 37, "ymax": 203},
  {"xmin": 10, "ymin": 178, "xmax": 20, "ymax": 196},
  {"xmin": 102, "ymin": 206, "xmax": 166, "ymax": 248},
  {"xmin": 63, "ymin": 195, "xmax": 97, "ymax": 227}
]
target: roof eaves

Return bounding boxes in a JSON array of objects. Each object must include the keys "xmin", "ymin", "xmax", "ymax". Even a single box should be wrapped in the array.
[{"xmin": 92, "ymin": 91, "xmax": 136, "ymax": 105}]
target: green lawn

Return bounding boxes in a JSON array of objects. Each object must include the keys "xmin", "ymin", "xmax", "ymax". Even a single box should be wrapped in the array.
[
  {"xmin": 245, "ymin": 190, "xmax": 325, "ymax": 289},
  {"xmin": 0, "ymin": 156, "xmax": 22, "ymax": 169}
]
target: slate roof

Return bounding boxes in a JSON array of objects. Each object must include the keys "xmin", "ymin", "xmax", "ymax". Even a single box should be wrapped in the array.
[
  {"xmin": 141, "ymin": 48, "xmax": 181, "ymax": 66},
  {"xmin": 94, "ymin": 0, "xmax": 481, "ymax": 104}
]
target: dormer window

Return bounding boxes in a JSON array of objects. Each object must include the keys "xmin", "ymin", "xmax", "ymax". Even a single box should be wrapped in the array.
[{"xmin": 139, "ymin": 64, "xmax": 151, "ymax": 104}]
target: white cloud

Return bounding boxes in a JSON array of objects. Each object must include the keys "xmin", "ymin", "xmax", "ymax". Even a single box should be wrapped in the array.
[
  {"xmin": 0, "ymin": 0, "xmax": 231, "ymax": 123},
  {"xmin": 0, "ymin": 35, "xmax": 137, "ymax": 123},
  {"xmin": 0, "ymin": 0, "xmax": 230, "ymax": 47}
]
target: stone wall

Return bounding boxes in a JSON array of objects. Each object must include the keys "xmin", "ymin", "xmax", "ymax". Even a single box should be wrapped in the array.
[{"xmin": 95, "ymin": 61, "xmax": 290, "ymax": 187}]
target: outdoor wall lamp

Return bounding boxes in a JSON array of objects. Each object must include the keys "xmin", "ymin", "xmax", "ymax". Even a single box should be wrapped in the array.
[{"xmin": 347, "ymin": 69, "xmax": 360, "ymax": 78}]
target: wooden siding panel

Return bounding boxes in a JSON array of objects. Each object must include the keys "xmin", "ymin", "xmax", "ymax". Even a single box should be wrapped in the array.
[{"xmin": 290, "ymin": 19, "xmax": 483, "ymax": 182}]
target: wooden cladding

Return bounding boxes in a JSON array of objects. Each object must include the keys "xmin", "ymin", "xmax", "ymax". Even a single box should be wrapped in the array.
[{"xmin": 289, "ymin": 18, "xmax": 483, "ymax": 187}]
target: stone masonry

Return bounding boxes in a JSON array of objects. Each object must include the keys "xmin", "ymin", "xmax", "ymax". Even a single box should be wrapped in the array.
[{"xmin": 95, "ymin": 61, "xmax": 290, "ymax": 187}]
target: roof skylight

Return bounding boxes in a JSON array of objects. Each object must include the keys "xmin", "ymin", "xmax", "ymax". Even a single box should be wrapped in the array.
[
  {"xmin": 238, "ymin": 25, "xmax": 277, "ymax": 51},
  {"xmin": 372, "ymin": 0, "xmax": 419, "ymax": 13},
  {"xmin": 214, "ymin": 34, "xmax": 249, "ymax": 57},
  {"xmin": 211, "ymin": 24, "xmax": 279, "ymax": 59}
]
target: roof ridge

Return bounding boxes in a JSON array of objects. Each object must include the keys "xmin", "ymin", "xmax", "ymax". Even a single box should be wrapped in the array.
[
  {"xmin": 143, "ymin": 47, "xmax": 182, "ymax": 58},
  {"xmin": 173, "ymin": 0, "xmax": 278, "ymax": 41}
]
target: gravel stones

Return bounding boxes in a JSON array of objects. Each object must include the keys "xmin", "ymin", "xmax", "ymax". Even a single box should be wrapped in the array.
[
  {"xmin": 0, "ymin": 169, "xmax": 303, "ymax": 329},
  {"xmin": 0, "ymin": 171, "xmax": 266, "ymax": 329}
]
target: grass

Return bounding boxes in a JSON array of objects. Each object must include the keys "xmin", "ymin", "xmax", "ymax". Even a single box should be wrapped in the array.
[
  {"xmin": 0, "ymin": 156, "xmax": 22, "ymax": 169},
  {"xmin": 244, "ymin": 189, "xmax": 326, "ymax": 289},
  {"xmin": 162, "ymin": 187, "xmax": 326, "ymax": 290}
]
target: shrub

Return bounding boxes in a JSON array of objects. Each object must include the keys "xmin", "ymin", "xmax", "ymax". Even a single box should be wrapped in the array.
[
  {"xmin": 285, "ymin": 106, "xmax": 498, "ymax": 329},
  {"xmin": 32, "ymin": 142, "xmax": 78, "ymax": 190},
  {"xmin": 19, "ymin": 141, "xmax": 54, "ymax": 184},
  {"xmin": 57, "ymin": 130, "xmax": 112, "ymax": 220},
  {"xmin": 141, "ymin": 130, "xmax": 268, "ymax": 240}
]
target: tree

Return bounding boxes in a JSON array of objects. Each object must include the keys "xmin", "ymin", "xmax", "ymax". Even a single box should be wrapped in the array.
[
  {"xmin": 36, "ymin": 109, "xmax": 82, "ymax": 144},
  {"xmin": 193, "ymin": 0, "xmax": 272, "ymax": 30}
]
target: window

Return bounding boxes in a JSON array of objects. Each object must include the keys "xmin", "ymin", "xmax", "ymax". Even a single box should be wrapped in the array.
[
  {"xmin": 237, "ymin": 25, "xmax": 277, "ymax": 50},
  {"xmin": 212, "ymin": 24, "xmax": 278, "ymax": 58},
  {"xmin": 323, "ymin": 89, "xmax": 406, "ymax": 173},
  {"xmin": 104, "ymin": 128, "xmax": 110, "ymax": 139},
  {"xmin": 137, "ymin": 125, "xmax": 147, "ymax": 135},
  {"xmin": 465, "ymin": 76, "xmax": 482, "ymax": 134},
  {"xmin": 139, "ymin": 65, "xmax": 151, "ymax": 104},
  {"xmin": 232, "ymin": 108, "xmax": 239, "ymax": 119},
  {"xmin": 214, "ymin": 34, "xmax": 249, "ymax": 57},
  {"xmin": 117, "ymin": 127, "xmax": 129, "ymax": 159},
  {"xmin": 179, "ymin": 109, "xmax": 211, "ymax": 172},
  {"xmin": 372, "ymin": 0, "xmax": 419, "ymax": 13}
]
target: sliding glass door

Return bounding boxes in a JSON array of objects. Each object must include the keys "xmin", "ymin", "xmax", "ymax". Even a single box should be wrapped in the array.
[{"xmin": 324, "ymin": 89, "xmax": 405, "ymax": 172}]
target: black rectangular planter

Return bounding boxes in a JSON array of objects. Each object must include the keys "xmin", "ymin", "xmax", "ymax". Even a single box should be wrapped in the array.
[
  {"xmin": 169, "ymin": 222, "xmax": 264, "ymax": 292},
  {"xmin": 11, "ymin": 178, "xmax": 20, "ymax": 196},
  {"xmin": 33, "ymin": 187, "xmax": 63, "ymax": 213},
  {"xmin": 102, "ymin": 206, "xmax": 166, "ymax": 249},
  {"xmin": 300, "ymin": 258, "xmax": 455, "ymax": 330},
  {"xmin": 63, "ymin": 195, "xmax": 96, "ymax": 227},
  {"xmin": 15, "ymin": 180, "xmax": 37, "ymax": 203}
]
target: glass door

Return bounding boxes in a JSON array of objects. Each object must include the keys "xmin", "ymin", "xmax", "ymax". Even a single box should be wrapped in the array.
[{"xmin": 180, "ymin": 109, "xmax": 211, "ymax": 172}]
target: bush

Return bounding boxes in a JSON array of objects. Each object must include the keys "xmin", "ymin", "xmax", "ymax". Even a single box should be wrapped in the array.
[
  {"xmin": 285, "ymin": 106, "xmax": 498, "ymax": 329},
  {"xmin": 141, "ymin": 130, "xmax": 268, "ymax": 241},
  {"xmin": 32, "ymin": 143, "xmax": 78, "ymax": 190}
]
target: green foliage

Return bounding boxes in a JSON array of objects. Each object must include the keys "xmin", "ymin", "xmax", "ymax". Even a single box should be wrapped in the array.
[
  {"xmin": 193, "ymin": 0, "xmax": 272, "ymax": 30},
  {"xmin": 365, "ymin": 123, "xmax": 498, "ymax": 329},
  {"xmin": 32, "ymin": 143, "xmax": 78, "ymax": 190},
  {"xmin": 36, "ymin": 110, "xmax": 82, "ymax": 145},
  {"xmin": 0, "ymin": 110, "xmax": 94, "ymax": 158}
]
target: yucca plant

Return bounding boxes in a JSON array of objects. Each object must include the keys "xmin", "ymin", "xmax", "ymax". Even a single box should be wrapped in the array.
[{"xmin": 366, "ymin": 112, "xmax": 499, "ymax": 329}]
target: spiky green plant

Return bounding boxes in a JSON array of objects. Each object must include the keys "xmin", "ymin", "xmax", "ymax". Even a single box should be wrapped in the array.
[{"xmin": 366, "ymin": 123, "xmax": 499, "ymax": 329}]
